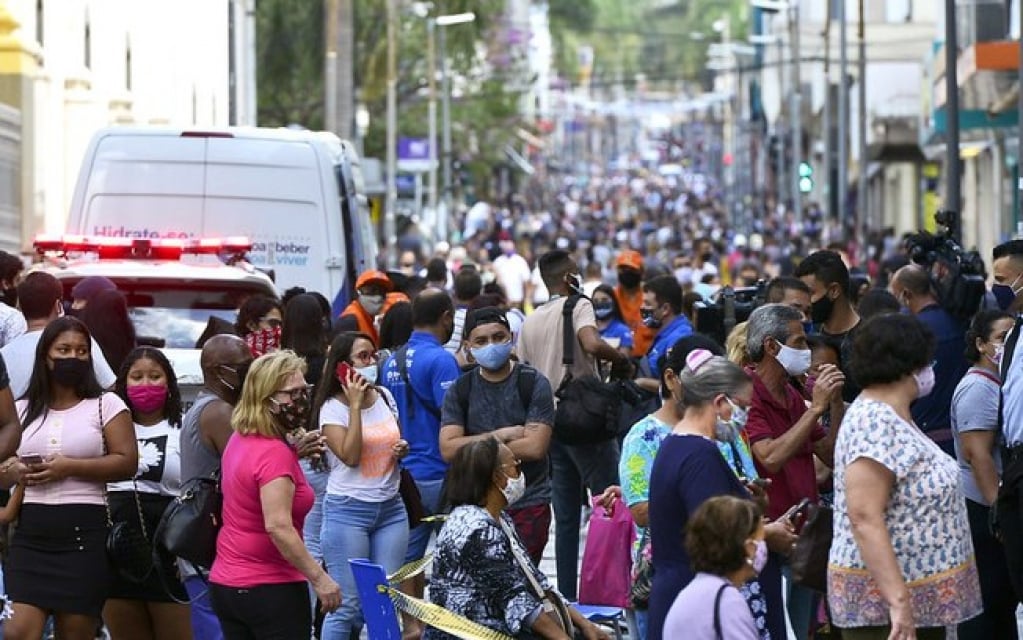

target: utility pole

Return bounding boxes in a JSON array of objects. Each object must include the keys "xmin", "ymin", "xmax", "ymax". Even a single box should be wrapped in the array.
[
  {"xmin": 325, "ymin": 0, "xmax": 354, "ymax": 141},
  {"xmin": 945, "ymin": 0, "xmax": 961, "ymax": 214},
  {"xmin": 1019, "ymin": 0, "xmax": 1023, "ymax": 236},
  {"xmin": 822, "ymin": 0, "xmax": 832, "ymax": 220},
  {"xmin": 385, "ymin": 0, "xmax": 398, "ymax": 267},
  {"xmin": 857, "ymin": 0, "xmax": 868, "ymax": 250},
  {"xmin": 838, "ymin": 0, "xmax": 849, "ymax": 225},
  {"xmin": 427, "ymin": 19, "xmax": 438, "ymax": 239},
  {"xmin": 790, "ymin": 1, "xmax": 802, "ymax": 226}
]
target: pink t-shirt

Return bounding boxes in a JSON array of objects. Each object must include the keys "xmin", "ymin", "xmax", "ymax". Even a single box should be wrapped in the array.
[
  {"xmin": 17, "ymin": 393, "xmax": 128, "ymax": 506},
  {"xmin": 210, "ymin": 432, "xmax": 314, "ymax": 587}
]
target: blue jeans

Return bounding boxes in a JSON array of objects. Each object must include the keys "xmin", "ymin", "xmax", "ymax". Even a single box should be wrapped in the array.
[
  {"xmin": 301, "ymin": 459, "xmax": 330, "ymax": 625},
  {"xmin": 550, "ymin": 438, "xmax": 620, "ymax": 601},
  {"xmin": 320, "ymin": 493, "xmax": 409, "ymax": 640},
  {"xmin": 404, "ymin": 476, "xmax": 445, "ymax": 562},
  {"xmin": 783, "ymin": 563, "xmax": 817, "ymax": 640},
  {"xmin": 184, "ymin": 575, "xmax": 224, "ymax": 640}
]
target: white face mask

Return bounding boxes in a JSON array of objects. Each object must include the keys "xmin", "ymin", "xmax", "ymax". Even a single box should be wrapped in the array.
[
  {"xmin": 914, "ymin": 365, "xmax": 935, "ymax": 398},
  {"xmin": 359, "ymin": 293, "xmax": 385, "ymax": 315},
  {"xmin": 355, "ymin": 364, "xmax": 378, "ymax": 385},
  {"xmin": 499, "ymin": 471, "xmax": 526, "ymax": 505},
  {"xmin": 775, "ymin": 341, "xmax": 812, "ymax": 377}
]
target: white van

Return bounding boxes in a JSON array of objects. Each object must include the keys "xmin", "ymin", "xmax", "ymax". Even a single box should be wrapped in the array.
[{"xmin": 66, "ymin": 126, "xmax": 379, "ymax": 314}]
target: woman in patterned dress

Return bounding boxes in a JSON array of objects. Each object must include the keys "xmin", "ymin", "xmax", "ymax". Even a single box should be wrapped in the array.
[
  {"xmin": 828, "ymin": 313, "xmax": 982, "ymax": 639},
  {"xmin": 426, "ymin": 438, "xmax": 609, "ymax": 640}
]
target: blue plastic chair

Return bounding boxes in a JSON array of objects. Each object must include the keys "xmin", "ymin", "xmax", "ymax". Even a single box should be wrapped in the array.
[
  {"xmin": 574, "ymin": 603, "xmax": 626, "ymax": 640},
  {"xmin": 349, "ymin": 558, "xmax": 402, "ymax": 639}
]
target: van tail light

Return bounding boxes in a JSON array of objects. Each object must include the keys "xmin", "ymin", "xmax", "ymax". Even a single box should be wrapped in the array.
[
  {"xmin": 180, "ymin": 131, "xmax": 234, "ymax": 138},
  {"xmin": 33, "ymin": 235, "xmax": 252, "ymax": 261}
]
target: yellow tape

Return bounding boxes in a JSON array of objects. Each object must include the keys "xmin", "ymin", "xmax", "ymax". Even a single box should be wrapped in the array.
[
  {"xmin": 387, "ymin": 553, "xmax": 433, "ymax": 583},
  {"xmin": 386, "ymin": 587, "xmax": 516, "ymax": 640}
]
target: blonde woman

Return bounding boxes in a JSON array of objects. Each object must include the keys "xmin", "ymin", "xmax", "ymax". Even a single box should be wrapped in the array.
[
  {"xmin": 725, "ymin": 321, "xmax": 751, "ymax": 368},
  {"xmin": 209, "ymin": 350, "xmax": 340, "ymax": 640}
]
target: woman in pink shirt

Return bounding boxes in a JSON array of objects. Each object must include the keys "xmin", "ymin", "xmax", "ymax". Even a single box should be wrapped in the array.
[
  {"xmin": 1, "ymin": 316, "xmax": 138, "ymax": 640},
  {"xmin": 209, "ymin": 350, "xmax": 340, "ymax": 640}
]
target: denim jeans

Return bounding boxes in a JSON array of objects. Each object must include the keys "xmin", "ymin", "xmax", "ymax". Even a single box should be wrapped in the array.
[
  {"xmin": 320, "ymin": 493, "xmax": 409, "ymax": 640},
  {"xmin": 782, "ymin": 562, "xmax": 817, "ymax": 639},
  {"xmin": 550, "ymin": 438, "xmax": 620, "ymax": 600},
  {"xmin": 404, "ymin": 476, "xmax": 445, "ymax": 563},
  {"xmin": 301, "ymin": 459, "xmax": 330, "ymax": 626}
]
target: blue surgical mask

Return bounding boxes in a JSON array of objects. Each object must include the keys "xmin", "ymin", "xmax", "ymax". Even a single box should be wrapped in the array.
[
  {"xmin": 594, "ymin": 303, "xmax": 614, "ymax": 319},
  {"xmin": 471, "ymin": 341, "xmax": 514, "ymax": 371},
  {"xmin": 993, "ymin": 273, "xmax": 1023, "ymax": 310}
]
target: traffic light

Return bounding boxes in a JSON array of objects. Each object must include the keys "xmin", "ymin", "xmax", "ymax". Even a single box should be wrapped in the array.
[{"xmin": 798, "ymin": 161, "xmax": 813, "ymax": 193}]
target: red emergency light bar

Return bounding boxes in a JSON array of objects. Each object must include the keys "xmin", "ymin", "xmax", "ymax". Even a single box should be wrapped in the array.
[{"xmin": 33, "ymin": 235, "xmax": 253, "ymax": 261}]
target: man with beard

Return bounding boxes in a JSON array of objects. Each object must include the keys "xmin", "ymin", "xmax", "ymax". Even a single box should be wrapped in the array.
[{"xmin": 0, "ymin": 250, "xmax": 25, "ymax": 347}]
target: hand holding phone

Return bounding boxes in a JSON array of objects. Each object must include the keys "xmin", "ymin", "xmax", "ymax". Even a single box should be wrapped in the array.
[
  {"xmin": 19, "ymin": 454, "xmax": 43, "ymax": 466},
  {"xmin": 335, "ymin": 362, "xmax": 354, "ymax": 387}
]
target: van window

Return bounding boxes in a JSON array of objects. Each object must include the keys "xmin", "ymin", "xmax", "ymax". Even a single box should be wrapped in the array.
[{"xmin": 59, "ymin": 279, "xmax": 274, "ymax": 348}]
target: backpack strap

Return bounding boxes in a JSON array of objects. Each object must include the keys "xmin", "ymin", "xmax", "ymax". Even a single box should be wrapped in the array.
[
  {"xmin": 454, "ymin": 370, "xmax": 475, "ymax": 424},
  {"xmin": 999, "ymin": 316, "xmax": 1023, "ymax": 436},
  {"xmin": 455, "ymin": 365, "xmax": 537, "ymax": 426},
  {"xmin": 561, "ymin": 295, "xmax": 581, "ymax": 370},
  {"xmin": 713, "ymin": 582, "xmax": 728, "ymax": 640},
  {"xmin": 515, "ymin": 365, "xmax": 538, "ymax": 410}
]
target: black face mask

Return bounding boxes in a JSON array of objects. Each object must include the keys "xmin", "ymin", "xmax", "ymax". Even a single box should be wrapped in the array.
[
  {"xmin": 51, "ymin": 357, "xmax": 90, "ymax": 388},
  {"xmin": 810, "ymin": 293, "xmax": 835, "ymax": 326},
  {"xmin": 274, "ymin": 390, "xmax": 312, "ymax": 432},
  {"xmin": 219, "ymin": 362, "xmax": 251, "ymax": 404},
  {"xmin": 618, "ymin": 269, "xmax": 642, "ymax": 289}
]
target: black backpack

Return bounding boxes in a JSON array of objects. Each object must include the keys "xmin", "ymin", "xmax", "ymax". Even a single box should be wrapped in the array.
[{"xmin": 453, "ymin": 364, "xmax": 538, "ymax": 419}]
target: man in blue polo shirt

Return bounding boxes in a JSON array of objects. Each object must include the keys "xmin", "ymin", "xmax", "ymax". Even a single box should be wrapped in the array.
[
  {"xmin": 642, "ymin": 275, "xmax": 693, "ymax": 378},
  {"xmin": 380, "ymin": 288, "xmax": 459, "ymax": 638}
]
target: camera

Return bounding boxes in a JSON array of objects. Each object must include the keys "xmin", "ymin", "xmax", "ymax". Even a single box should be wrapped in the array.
[
  {"xmin": 903, "ymin": 209, "xmax": 986, "ymax": 322},
  {"xmin": 695, "ymin": 281, "xmax": 768, "ymax": 347}
]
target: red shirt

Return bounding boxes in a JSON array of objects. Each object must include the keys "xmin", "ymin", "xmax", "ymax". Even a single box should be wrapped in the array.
[{"xmin": 745, "ymin": 371, "xmax": 825, "ymax": 520}]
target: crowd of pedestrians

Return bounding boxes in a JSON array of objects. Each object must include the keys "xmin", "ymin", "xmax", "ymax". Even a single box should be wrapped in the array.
[{"xmin": 0, "ymin": 168, "xmax": 1018, "ymax": 640}]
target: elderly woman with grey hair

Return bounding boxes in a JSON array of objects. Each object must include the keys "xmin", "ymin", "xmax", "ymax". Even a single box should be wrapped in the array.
[{"xmin": 745, "ymin": 303, "xmax": 847, "ymax": 640}]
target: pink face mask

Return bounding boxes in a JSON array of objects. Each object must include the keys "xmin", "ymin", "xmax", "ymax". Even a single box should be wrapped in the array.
[{"xmin": 127, "ymin": 384, "xmax": 168, "ymax": 414}]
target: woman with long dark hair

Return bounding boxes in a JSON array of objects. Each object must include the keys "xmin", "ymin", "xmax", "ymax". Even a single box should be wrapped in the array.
[
  {"xmin": 592, "ymin": 284, "xmax": 633, "ymax": 358},
  {"xmin": 1, "ymin": 317, "xmax": 137, "ymax": 640},
  {"xmin": 103, "ymin": 347, "xmax": 190, "ymax": 640},
  {"xmin": 78, "ymin": 289, "xmax": 137, "ymax": 374},
  {"xmin": 281, "ymin": 293, "xmax": 329, "ymax": 387}
]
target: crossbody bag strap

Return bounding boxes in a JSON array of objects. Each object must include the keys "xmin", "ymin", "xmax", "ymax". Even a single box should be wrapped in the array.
[
  {"xmin": 713, "ymin": 582, "xmax": 728, "ymax": 640},
  {"xmin": 497, "ymin": 516, "xmax": 547, "ymax": 599},
  {"xmin": 561, "ymin": 295, "xmax": 580, "ymax": 370}
]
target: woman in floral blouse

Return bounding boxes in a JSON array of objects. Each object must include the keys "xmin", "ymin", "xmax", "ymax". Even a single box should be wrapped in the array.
[
  {"xmin": 828, "ymin": 313, "xmax": 981, "ymax": 639},
  {"xmin": 427, "ymin": 438, "xmax": 608, "ymax": 640}
]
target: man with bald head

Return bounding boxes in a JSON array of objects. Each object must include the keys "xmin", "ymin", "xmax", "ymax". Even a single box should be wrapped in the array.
[
  {"xmin": 178, "ymin": 334, "xmax": 253, "ymax": 639},
  {"xmin": 890, "ymin": 264, "xmax": 968, "ymax": 456}
]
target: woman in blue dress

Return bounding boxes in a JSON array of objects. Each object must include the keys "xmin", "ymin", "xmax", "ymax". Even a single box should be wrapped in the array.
[{"xmin": 592, "ymin": 284, "xmax": 633, "ymax": 358}]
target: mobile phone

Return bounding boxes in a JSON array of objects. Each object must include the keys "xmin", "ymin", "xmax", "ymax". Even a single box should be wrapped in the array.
[
  {"xmin": 19, "ymin": 454, "xmax": 43, "ymax": 465},
  {"xmin": 782, "ymin": 498, "xmax": 812, "ymax": 522},
  {"xmin": 748, "ymin": 478, "xmax": 770, "ymax": 489},
  {"xmin": 335, "ymin": 362, "xmax": 354, "ymax": 386}
]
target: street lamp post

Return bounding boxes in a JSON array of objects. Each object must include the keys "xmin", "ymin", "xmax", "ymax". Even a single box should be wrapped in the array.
[{"xmin": 435, "ymin": 12, "xmax": 475, "ymax": 246}]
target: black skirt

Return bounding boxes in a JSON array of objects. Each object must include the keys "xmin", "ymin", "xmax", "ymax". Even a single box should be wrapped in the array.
[
  {"xmin": 5, "ymin": 503, "xmax": 111, "ymax": 618},
  {"xmin": 107, "ymin": 491, "xmax": 188, "ymax": 603}
]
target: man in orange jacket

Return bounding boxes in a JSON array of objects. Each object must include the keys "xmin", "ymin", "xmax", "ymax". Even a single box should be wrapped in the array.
[
  {"xmin": 337, "ymin": 270, "xmax": 393, "ymax": 346},
  {"xmin": 614, "ymin": 250, "xmax": 655, "ymax": 358}
]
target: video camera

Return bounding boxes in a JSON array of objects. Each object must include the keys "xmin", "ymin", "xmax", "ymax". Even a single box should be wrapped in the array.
[
  {"xmin": 695, "ymin": 281, "xmax": 768, "ymax": 347},
  {"xmin": 903, "ymin": 209, "xmax": 986, "ymax": 322}
]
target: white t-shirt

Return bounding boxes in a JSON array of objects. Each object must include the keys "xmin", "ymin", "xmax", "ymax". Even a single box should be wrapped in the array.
[
  {"xmin": 1, "ymin": 329, "xmax": 117, "ymax": 398},
  {"xmin": 109, "ymin": 419, "xmax": 182, "ymax": 496},
  {"xmin": 320, "ymin": 391, "xmax": 401, "ymax": 502},
  {"xmin": 493, "ymin": 254, "xmax": 531, "ymax": 304}
]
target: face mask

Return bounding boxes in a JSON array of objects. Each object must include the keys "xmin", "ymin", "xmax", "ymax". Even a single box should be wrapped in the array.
[
  {"xmin": 51, "ymin": 357, "xmax": 90, "ymax": 388},
  {"xmin": 641, "ymin": 307, "xmax": 663, "ymax": 329},
  {"xmin": 913, "ymin": 365, "xmax": 935, "ymax": 398},
  {"xmin": 618, "ymin": 269, "xmax": 642, "ymax": 289},
  {"xmin": 810, "ymin": 292, "xmax": 835, "ymax": 325},
  {"xmin": 360, "ymin": 293, "xmax": 385, "ymax": 316},
  {"xmin": 776, "ymin": 342, "xmax": 812, "ymax": 377},
  {"xmin": 593, "ymin": 303, "xmax": 614, "ymax": 319},
  {"xmin": 714, "ymin": 398, "xmax": 747, "ymax": 442},
  {"xmin": 992, "ymin": 273, "xmax": 1023, "ymax": 310},
  {"xmin": 566, "ymin": 273, "xmax": 583, "ymax": 296},
  {"xmin": 701, "ymin": 251, "xmax": 714, "ymax": 263},
  {"xmin": 499, "ymin": 471, "xmax": 527, "ymax": 505},
  {"xmin": 747, "ymin": 539, "xmax": 768, "ymax": 574},
  {"xmin": 355, "ymin": 364, "xmax": 378, "ymax": 385},
  {"xmin": 991, "ymin": 343, "xmax": 1005, "ymax": 368},
  {"xmin": 127, "ymin": 384, "xmax": 168, "ymax": 414},
  {"xmin": 272, "ymin": 389, "xmax": 312, "ymax": 433},
  {"xmin": 471, "ymin": 341, "xmax": 514, "ymax": 371},
  {"xmin": 218, "ymin": 362, "xmax": 250, "ymax": 404}
]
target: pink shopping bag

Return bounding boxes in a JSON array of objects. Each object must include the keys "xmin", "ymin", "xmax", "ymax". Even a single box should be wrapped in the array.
[{"xmin": 578, "ymin": 495, "xmax": 635, "ymax": 607}]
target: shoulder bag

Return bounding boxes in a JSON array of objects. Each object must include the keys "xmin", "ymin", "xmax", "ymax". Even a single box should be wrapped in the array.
[
  {"xmin": 379, "ymin": 387, "xmax": 426, "ymax": 528},
  {"xmin": 498, "ymin": 516, "xmax": 574, "ymax": 636},
  {"xmin": 789, "ymin": 502, "xmax": 833, "ymax": 593},
  {"xmin": 153, "ymin": 470, "xmax": 223, "ymax": 570},
  {"xmin": 553, "ymin": 295, "xmax": 622, "ymax": 445},
  {"xmin": 102, "ymin": 394, "xmax": 156, "ymax": 583}
]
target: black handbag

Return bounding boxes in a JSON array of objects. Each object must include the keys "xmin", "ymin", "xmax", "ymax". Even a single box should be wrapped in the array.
[
  {"xmin": 106, "ymin": 485, "xmax": 154, "ymax": 583},
  {"xmin": 553, "ymin": 296, "xmax": 622, "ymax": 445},
  {"xmin": 789, "ymin": 503, "xmax": 833, "ymax": 593},
  {"xmin": 153, "ymin": 472, "xmax": 223, "ymax": 570}
]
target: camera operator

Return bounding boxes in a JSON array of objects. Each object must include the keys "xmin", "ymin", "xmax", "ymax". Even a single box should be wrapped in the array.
[
  {"xmin": 889, "ymin": 264, "xmax": 968, "ymax": 457},
  {"xmin": 795, "ymin": 250, "xmax": 862, "ymax": 401}
]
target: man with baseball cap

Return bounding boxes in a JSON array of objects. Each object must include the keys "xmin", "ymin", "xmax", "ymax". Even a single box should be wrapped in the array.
[
  {"xmin": 336, "ymin": 270, "xmax": 393, "ymax": 346},
  {"xmin": 615, "ymin": 250, "xmax": 655, "ymax": 357}
]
